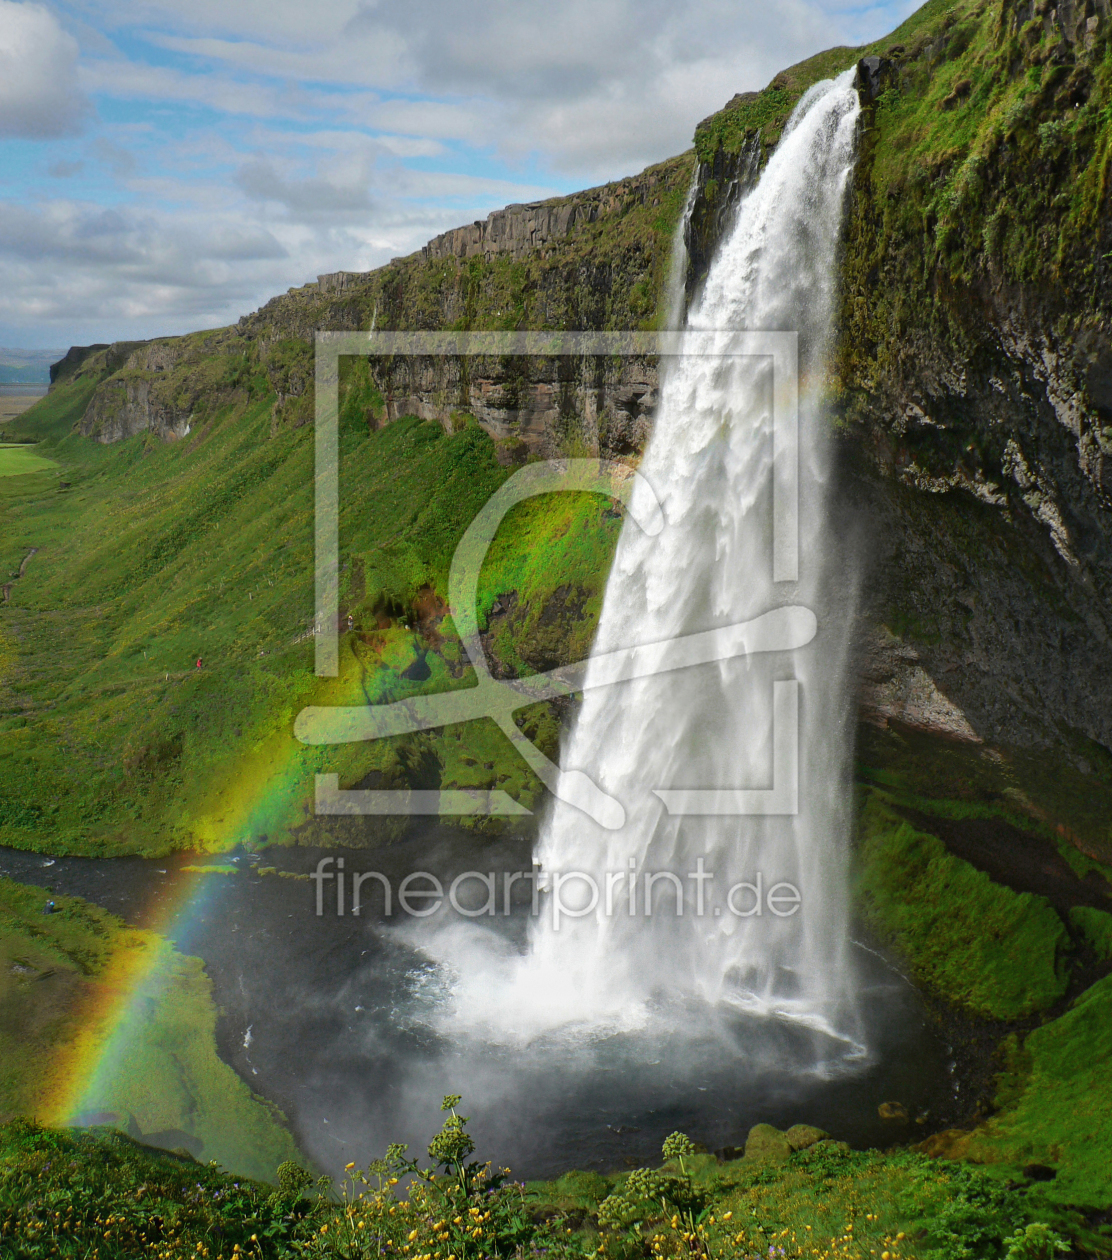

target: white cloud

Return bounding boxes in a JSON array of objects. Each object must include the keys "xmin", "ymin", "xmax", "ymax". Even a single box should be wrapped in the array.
[
  {"xmin": 80, "ymin": 0, "xmax": 858, "ymax": 175},
  {"xmin": 76, "ymin": 0, "xmax": 898, "ymax": 176},
  {"xmin": 78, "ymin": 57, "xmax": 305, "ymax": 119},
  {"xmin": 3, "ymin": 0, "xmax": 918, "ymax": 345},
  {"xmin": 234, "ymin": 157, "xmax": 376, "ymax": 216},
  {"xmin": 0, "ymin": 1, "xmax": 91, "ymax": 138},
  {"xmin": 0, "ymin": 157, "xmax": 563, "ymax": 343}
]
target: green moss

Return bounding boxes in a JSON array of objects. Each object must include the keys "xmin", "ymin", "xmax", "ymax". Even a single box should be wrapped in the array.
[
  {"xmin": 526, "ymin": 1168, "xmax": 612, "ymax": 1211},
  {"xmin": 477, "ymin": 491, "xmax": 621, "ymax": 673},
  {"xmin": 1068, "ymin": 906, "xmax": 1112, "ymax": 960},
  {"xmin": 966, "ymin": 975, "xmax": 1112, "ymax": 1210},
  {"xmin": 836, "ymin": 0, "xmax": 1112, "ymax": 428},
  {"xmin": 855, "ymin": 793, "xmax": 1069, "ymax": 1019}
]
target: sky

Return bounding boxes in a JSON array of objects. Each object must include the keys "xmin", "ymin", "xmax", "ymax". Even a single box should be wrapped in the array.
[{"xmin": 0, "ymin": 0, "xmax": 918, "ymax": 350}]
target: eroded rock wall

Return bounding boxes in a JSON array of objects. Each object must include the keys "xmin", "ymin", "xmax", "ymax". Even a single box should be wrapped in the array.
[
  {"xmin": 77, "ymin": 340, "xmax": 210, "ymax": 443},
  {"xmin": 683, "ymin": 0, "xmax": 1112, "ymax": 760},
  {"xmin": 67, "ymin": 153, "xmax": 693, "ymax": 449},
  {"xmin": 370, "ymin": 352, "xmax": 658, "ymax": 461},
  {"xmin": 831, "ymin": 4, "xmax": 1112, "ymax": 755}
]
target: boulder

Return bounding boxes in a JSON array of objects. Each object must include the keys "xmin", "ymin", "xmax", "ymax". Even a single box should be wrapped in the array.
[
  {"xmin": 878, "ymin": 1101, "xmax": 910, "ymax": 1124},
  {"xmin": 915, "ymin": 1129, "xmax": 973, "ymax": 1160},
  {"xmin": 784, "ymin": 1124, "xmax": 829, "ymax": 1152},
  {"xmin": 744, "ymin": 1123, "xmax": 792, "ymax": 1162}
]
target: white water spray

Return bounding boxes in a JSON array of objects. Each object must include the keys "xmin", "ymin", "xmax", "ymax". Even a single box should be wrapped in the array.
[{"xmin": 435, "ymin": 72, "xmax": 864, "ymax": 1060}]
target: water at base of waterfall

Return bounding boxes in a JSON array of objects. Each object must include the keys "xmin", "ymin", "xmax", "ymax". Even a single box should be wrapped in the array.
[{"xmin": 0, "ymin": 838, "xmax": 956, "ymax": 1180}]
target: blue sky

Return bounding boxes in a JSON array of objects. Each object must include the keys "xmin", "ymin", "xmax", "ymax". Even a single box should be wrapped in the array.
[{"xmin": 0, "ymin": 0, "xmax": 918, "ymax": 349}]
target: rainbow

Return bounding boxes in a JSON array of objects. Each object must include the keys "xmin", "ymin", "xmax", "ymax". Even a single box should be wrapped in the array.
[
  {"xmin": 43, "ymin": 875, "xmax": 226, "ymax": 1128},
  {"xmin": 39, "ymin": 642, "xmax": 394, "ymax": 1141}
]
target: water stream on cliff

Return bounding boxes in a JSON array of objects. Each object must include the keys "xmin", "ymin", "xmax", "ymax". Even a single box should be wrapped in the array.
[{"xmin": 425, "ymin": 70, "xmax": 866, "ymax": 1060}]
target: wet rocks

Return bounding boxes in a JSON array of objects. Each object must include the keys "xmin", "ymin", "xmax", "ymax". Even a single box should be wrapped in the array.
[
  {"xmin": 743, "ymin": 1122, "xmax": 831, "ymax": 1162},
  {"xmin": 854, "ymin": 56, "xmax": 895, "ymax": 102},
  {"xmin": 784, "ymin": 1124, "xmax": 830, "ymax": 1151},
  {"xmin": 878, "ymin": 1101, "xmax": 911, "ymax": 1125}
]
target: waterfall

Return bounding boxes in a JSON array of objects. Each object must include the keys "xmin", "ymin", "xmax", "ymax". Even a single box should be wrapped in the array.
[
  {"xmin": 437, "ymin": 70, "xmax": 864, "ymax": 1061},
  {"xmin": 663, "ymin": 166, "xmax": 698, "ymax": 331}
]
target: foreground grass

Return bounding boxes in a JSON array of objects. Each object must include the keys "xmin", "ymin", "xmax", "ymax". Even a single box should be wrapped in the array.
[
  {"xmin": 0, "ymin": 1109, "xmax": 1091, "ymax": 1260},
  {"xmin": 952, "ymin": 973, "xmax": 1112, "ymax": 1211}
]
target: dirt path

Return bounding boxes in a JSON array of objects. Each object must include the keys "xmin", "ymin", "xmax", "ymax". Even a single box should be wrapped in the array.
[{"xmin": 2, "ymin": 547, "xmax": 38, "ymax": 603}]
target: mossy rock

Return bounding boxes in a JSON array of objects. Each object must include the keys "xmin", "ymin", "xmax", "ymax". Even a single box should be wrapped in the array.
[
  {"xmin": 744, "ymin": 1123, "xmax": 792, "ymax": 1162},
  {"xmin": 548, "ymin": 1170, "xmax": 611, "ymax": 1205},
  {"xmin": 916, "ymin": 1129, "xmax": 974, "ymax": 1161},
  {"xmin": 784, "ymin": 1123, "xmax": 829, "ymax": 1151}
]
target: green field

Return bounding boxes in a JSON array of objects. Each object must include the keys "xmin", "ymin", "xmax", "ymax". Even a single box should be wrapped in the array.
[
  {"xmin": 0, "ymin": 877, "xmax": 299, "ymax": 1181},
  {"xmin": 0, "ymin": 444, "xmax": 56, "ymax": 478}
]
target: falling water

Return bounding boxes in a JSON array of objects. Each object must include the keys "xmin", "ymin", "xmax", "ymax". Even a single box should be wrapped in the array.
[
  {"xmin": 435, "ymin": 71, "xmax": 864, "ymax": 1065},
  {"xmin": 663, "ymin": 166, "xmax": 699, "ymax": 331}
]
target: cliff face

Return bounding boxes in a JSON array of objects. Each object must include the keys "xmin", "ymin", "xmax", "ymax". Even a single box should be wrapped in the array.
[
  {"xmin": 679, "ymin": 0, "xmax": 1112, "ymax": 782},
  {"xmin": 321, "ymin": 164, "xmax": 686, "ymax": 282},
  {"xmin": 368, "ymin": 353, "xmax": 660, "ymax": 462},
  {"xmin": 831, "ymin": 0, "xmax": 1112, "ymax": 767},
  {"xmin": 65, "ymin": 154, "xmax": 692, "ymax": 453}
]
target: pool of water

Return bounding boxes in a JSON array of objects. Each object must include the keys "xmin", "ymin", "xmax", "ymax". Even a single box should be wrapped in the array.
[{"xmin": 1, "ymin": 833, "xmax": 959, "ymax": 1180}]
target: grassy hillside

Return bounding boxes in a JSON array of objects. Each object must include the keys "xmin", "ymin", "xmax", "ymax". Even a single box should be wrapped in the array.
[
  {"xmin": 0, "ymin": 365, "xmax": 626, "ymax": 856},
  {"xmin": 4, "ymin": 2, "xmax": 1112, "ymax": 1245},
  {"xmin": 0, "ymin": 143, "xmax": 702, "ymax": 857},
  {"xmin": 0, "ymin": 1103, "xmax": 1090, "ymax": 1260}
]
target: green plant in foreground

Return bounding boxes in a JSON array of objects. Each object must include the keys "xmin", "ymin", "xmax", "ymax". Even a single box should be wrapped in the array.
[
  {"xmin": 0, "ymin": 1106, "xmax": 1098, "ymax": 1260},
  {"xmin": 295, "ymin": 1096, "xmax": 537, "ymax": 1260},
  {"xmin": 598, "ymin": 1131, "xmax": 710, "ymax": 1253},
  {"xmin": 1004, "ymin": 1223, "xmax": 1071, "ymax": 1259}
]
